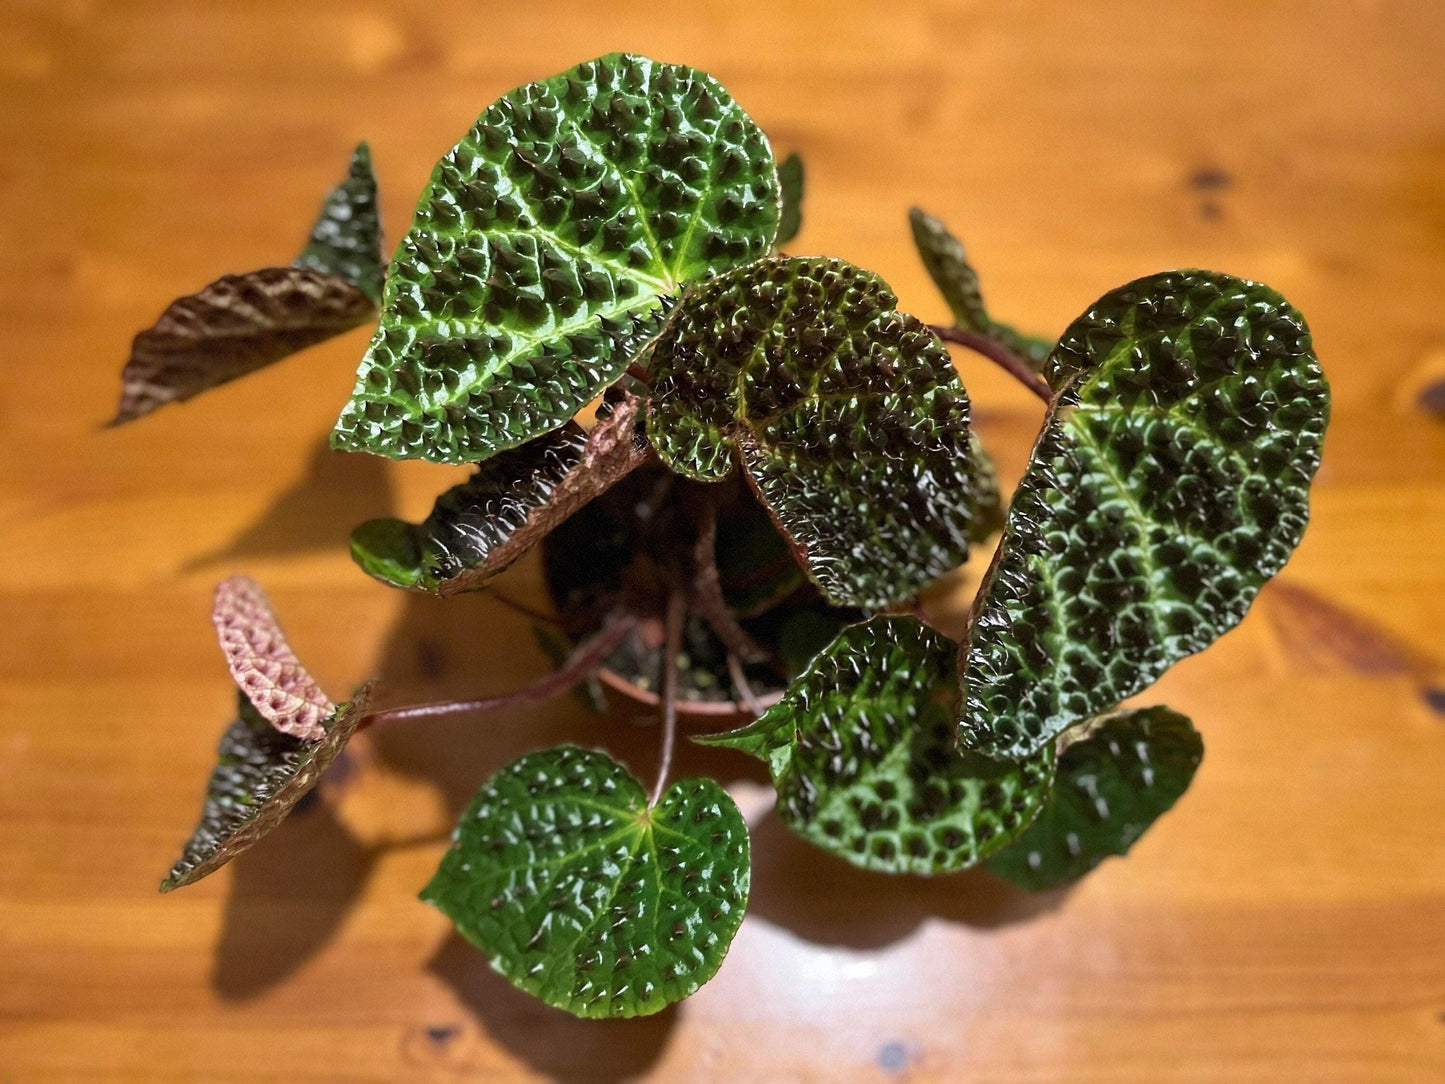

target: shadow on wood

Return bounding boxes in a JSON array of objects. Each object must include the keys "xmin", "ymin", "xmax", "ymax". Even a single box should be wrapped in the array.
[
  {"xmin": 182, "ymin": 433, "xmax": 396, "ymax": 570},
  {"xmin": 210, "ymin": 795, "xmax": 373, "ymax": 999},
  {"xmin": 427, "ymin": 935, "xmax": 678, "ymax": 1082}
]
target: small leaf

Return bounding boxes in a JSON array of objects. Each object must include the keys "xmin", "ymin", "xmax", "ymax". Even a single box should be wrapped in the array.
[
  {"xmin": 960, "ymin": 270, "xmax": 1330, "ymax": 757},
  {"xmin": 111, "ymin": 268, "xmax": 375, "ymax": 425},
  {"xmin": 160, "ymin": 685, "xmax": 373, "ymax": 892},
  {"xmin": 987, "ymin": 706, "xmax": 1203, "ymax": 891},
  {"xmin": 776, "ymin": 152, "xmax": 804, "ymax": 246},
  {"xmin": 909, "ymin": 208, "xmax": 1052, "ymax": 371},
  {"xmin": 331, "ymin": 53, "xmax": 781, "ymax": 465},
  {"xmin": 349, "ymin": 393, "xmax": 648, "ymax": 595},
  {"xmin": 647, "ymin": 257, "xmax": 980, "ymax": 608},
  {"xmin": 699, "ymin": 617, "xmax": 1053, "ymax": 875},
  {"xmin": 295, "ymin": 142, "xmax": 385, "ymax": 302},
  {"xmin": 422, "ymin": 746, "xmax": 749, "ymax": 1018},
  {"xmin": 212, "ymin": 575, "xmax": 335, "ymax": 740},
  {"xmin": 111, "ymin": 145, "xmax": 383, "ymax": 425}
]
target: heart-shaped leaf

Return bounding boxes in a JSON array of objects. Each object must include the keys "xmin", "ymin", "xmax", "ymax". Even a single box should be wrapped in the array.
[
  {"xmin": 112, "ymin": 144, "xmax": 381, "ymax": 425},
  {"xmin": 160, "ymin": 685, "xmax": 373, "ymax": 892},
  {"xmin": 422, "ymin": 746, "xmax": 750, "ymax": 1018},
  {"xmin": 350, "ymin": 392, "xmax": 648, "ymax": 594},
  {"xmin": 960, "ymin": 270, "xmax": 1330, "ymax": 757},
  {"xmin": 699, "ymin": 617, "xmax": 1053, "ymax": 875},
  {"xmin": 295, "ymin": 142, "xmax": 385, "ymax": 302},
  {"xmin": 776, "ymin": 151, "xmax": 804, "ymax": 246},
  {"xmin": 910, "ymin": 207, "xmax": 1052, "ymax": 371},
  {"xmin": 213, "ymin": 575, "xmax": 336, "ymax": 740},
  {"xmin": 646, "ymin": 257, "xmax": 980, "ymax": 608},
  {"xmin": 987, "ymin": 706, "xmax": 1203, "ymax": 891},
  {"xmin": 331, "ymin": 53, "xmax": 781, "ymax": 465}
]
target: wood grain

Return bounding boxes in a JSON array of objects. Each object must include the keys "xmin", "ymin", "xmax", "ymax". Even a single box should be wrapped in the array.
[{"xmin": 2, "ymin": 1, "xmax": 1443, "ymax": 1079}]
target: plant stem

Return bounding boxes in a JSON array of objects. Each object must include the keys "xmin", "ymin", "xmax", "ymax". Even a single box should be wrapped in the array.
[
  {"xmin": 649, "ymin": 592, "xmax": 687, "ymax": 807},
  {"xmin": 931, "ymin": 324, "xmax": 1052, "ymax": 403},
  {"xmin": 487, "ymin": 588, "xmax": 568, "ymax": 629},
  {"xmin": 689, "ymin": 499, "xmax": 769, "ymax": 663},
  {"xmin": 360, "ymin": 614, "xmax": 634, "ymax": 729},
  {"xmin": 726, "ymin": 652, "xmax": 766, "ymax": 717}
]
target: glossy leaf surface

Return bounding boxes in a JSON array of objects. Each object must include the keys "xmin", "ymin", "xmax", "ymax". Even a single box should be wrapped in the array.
[
  {"xmin": 160, "ymin": 686, "xmax": 372, "ymax": 892},
  {"xmin": 910, "ymin": 207, "xmax": 1052, "ymax": 371},
  {"xmin": 647, "ymin": 257, "xmax": 979, "ymax": 608},
  {"xmin": 987, "ymin": 706, "xmax": 1203, "ymax": 891},
  {"xmin": 960, "ymin": 270, "xmax": 1330, "ymax": 757},
  {"xmin": 350, "ymin": 394, "xmax": 647, "ymax": 594},
  {"xmin": 295, "ymin": 142, "xmax": 385, "ymax": 302},
  {"xmin": 776, "ymin": 151, "xmax": 803, "ymax": 245},
  {"xmin": 111, "ymin": 268, "xmax": 375, "ymax": 425},
  {"xmin": 331, "ymin": 53, "xmax": 780, "ymax": 464},
  {"xmin": 422, "ymin": 746, "xmax": 749, "ymax": 1018},
  {"xmin": 700, "ymin": 618, "xmax": 1053, "ymax": 875}
]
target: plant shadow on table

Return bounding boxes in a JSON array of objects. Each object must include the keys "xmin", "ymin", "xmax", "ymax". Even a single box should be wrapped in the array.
[
  {"xmin": 209, "ymin": 582, "xmax": 1066, "ymax": 1076},
  {"xmin": 210, "ymin": 794, "xmax": 374, "ymax": 999},
  {"xmin": 181, "ymin": 433, "xmax": 396, "ymax": 570}
]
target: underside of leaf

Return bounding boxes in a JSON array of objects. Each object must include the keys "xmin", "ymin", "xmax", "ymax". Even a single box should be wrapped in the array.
[
  {"xmin": 111, "ymin": 268, "xmax": 375, "ymax": 425},
  {"xmin": 987, "ymin": 706, "xmax": 1203, "ymax": 891},
  {"xmin": 212, "ymin": 576, "xmax": 334, "ymax": 740},
  {"xmin": 331, "ymin": 53, "xmax": 781, "ymax": 465},
  {"xmin": 160, "ymin": 684, "xmax": 373, "ymax": 892},
  {"xmin": 646, "ymin": 256, "xmax": 980, "ymax": 608},
  {"xmin": 350, "ymin": 392, "xmax": 649, "ymax": 594},
  {"xmin": 111, "ymin": 145, "xmax": 382, "ymax": 425},
  {"xmin": 422, "ymin": 746, "xmax": 750, "ymax": 1018},
  {"xmin": 960, "ymin": 270, "xmax": 1330, "ymax": 757},
  {"xmin": 700, "ymin": 617, "xmax": 1053, "ymax": 875},
  {"xmin": 910, "ymin": 207, "xmax": 1052, "ymax": 371}
]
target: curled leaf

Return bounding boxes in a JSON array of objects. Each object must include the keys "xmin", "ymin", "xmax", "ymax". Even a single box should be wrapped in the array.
[
  {"xmin": 213, "ymin": 575, "xmax": 334, "ymax": 740},
  {"xmin": 112, "ymin": 269, "xmax": 375, "ymax": 425},
  {"xmin": 700, "ymin": 617, "xmax": 1053, "ymax": 875},
  {"xmin": 647, "ymin": 256, "xmax": 980, "ymax": 608},
  {"xmin": 960, "ymin": 270, "xmax": 1330, "ymax": 757},
  {"xmin": 422, "ymin": 746, "xmax": 750, "ymax": 1018},
  {"xmin": 987, "ymin": 706, "xmax": 1203, "ymax": 891},
  {"xmin": 910, "ymin": 207, "xmax": 1052, "ymax": 371},
  {"xmin": 349, "ymin": 392, "xmax": 649, "ymax": 594},
  {"xmin": 331, "ymin": 53, "xmax": 781, "ymax": 465},
  {"xmin": 112, "ymin": 144, "xmax": 382, "ymax": 425},
  {"xmin": 160, "ymin": 685, "xmax": 373, "ymax": 892}
]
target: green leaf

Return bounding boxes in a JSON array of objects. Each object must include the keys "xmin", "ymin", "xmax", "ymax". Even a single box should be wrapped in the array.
[
  {"xmin": 160, "ymin": 685, "xmax": 373, "ymax": 892},
  {"xmin": 776, "ymin": 151, "xmax": 804, "ymax": 246},
  {"xmin": 350, "ymin": 393, "xmax": 648, "ymax": 594},
  {"xmin": 422, "ymin": 746, "xmax": 749, "ymax": 1018},
  {"xmin": 960, "ymin": 270, "xmax": 1330, "ymax": 757},
  {"xmin": 331, "ymin": 53, "xmax": 781, "ymax": 465},
  {"xmin": 909, "ymin": 207, "xmax": 1052, "ymax": 371},
  {"xmin": 295, "ymin": 142, "xmax": 385, "ymax": 303},
  {"xmin": 987, "ymin": 706, "xmax": 1203, "ymax": 891},
  {"xmin": 111, "ymin": 146, "xmax": 382, "ymax": 425},
  {"xmin": 965, "ymin": 435, "xmax": 1005, "ymax": 544},
  {"xmin": 646, "ymin": 257, "xmax": 980, "ymax": 608},
  {"xmin": 699, "ymin": 617, "xmax": 1053, "ymax": 875}
]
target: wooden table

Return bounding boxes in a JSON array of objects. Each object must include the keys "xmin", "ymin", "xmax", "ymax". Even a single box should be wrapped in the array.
[{"xmin": 3, "ymin": 1, "xmax": 1443, "ymax": 1079}]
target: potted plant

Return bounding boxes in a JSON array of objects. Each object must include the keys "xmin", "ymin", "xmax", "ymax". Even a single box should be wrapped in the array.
[{"xmin": 114, "ymin": 53, "xmax": 1330, "ymax": 1019}]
